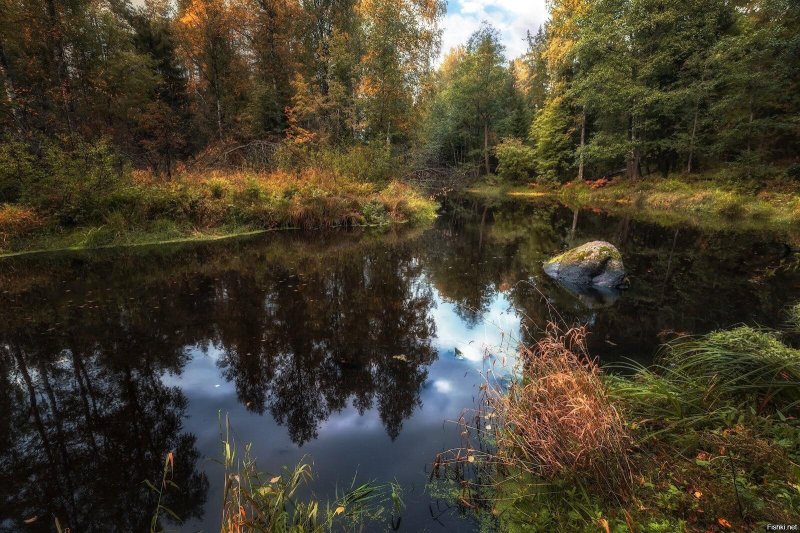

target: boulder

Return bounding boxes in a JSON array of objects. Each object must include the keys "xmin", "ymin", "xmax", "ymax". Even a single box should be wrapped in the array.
[{"xmin": 543, "ymin": 241, "xmax": 626, "ymax": 288}]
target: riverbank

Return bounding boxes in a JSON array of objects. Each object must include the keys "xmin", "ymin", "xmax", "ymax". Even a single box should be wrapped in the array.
[
  {"xmin": 469, "ymin": 175, "xmax": 800, "ymax": 232},
  {"xmin": 0, "ymin": 169, "xmax": 437, "ymax": 256},
  {"xmin": 445, "ymin": 322, "xmax": 800, "ymax": 531}
]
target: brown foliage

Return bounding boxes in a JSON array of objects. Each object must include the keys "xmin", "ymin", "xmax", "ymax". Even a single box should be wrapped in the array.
[{"xmin": 493, "ymin": 324, "xmax": 634, "ymax": 496}]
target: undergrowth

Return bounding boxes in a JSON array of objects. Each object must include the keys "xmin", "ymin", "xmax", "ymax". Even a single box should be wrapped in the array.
[{"xmin": 557, "ymin": 176, "xmax": 800, "ymax": 231}]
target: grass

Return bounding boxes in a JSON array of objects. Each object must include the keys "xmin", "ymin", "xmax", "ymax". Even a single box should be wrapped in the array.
[
  {"xmin": 493, "ymin": 325, "xmax": 634, "ymax": 496},
  {"xmin": 557, "ymin": 175, "xmax": 800, "ymax": 231},
  {"xmin": 216, "ymin": 415, "xmax": 403, "ymax": 533},
  {"xmin": 436, "ymin": 322, "xmax": 800, "ymax": 531},
  {"xmin": 0, "ymin": 168, "xmax": 438, "ymax": 256}
]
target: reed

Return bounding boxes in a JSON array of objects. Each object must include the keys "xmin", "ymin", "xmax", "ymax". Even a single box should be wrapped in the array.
[{"xmin": 218, "ymin": 415, "xmax": 403, "ymax": 533}]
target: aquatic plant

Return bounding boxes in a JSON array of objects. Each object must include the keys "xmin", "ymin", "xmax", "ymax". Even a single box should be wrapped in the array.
[{"xmin": 218, "ymin": 416, "xmax": 404, "ymax": 532}]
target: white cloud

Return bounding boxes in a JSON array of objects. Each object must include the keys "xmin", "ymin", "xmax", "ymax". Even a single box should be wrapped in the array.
[{"xmin": 439, "ymin": 0, "xmax": 549, "ymax": 63}]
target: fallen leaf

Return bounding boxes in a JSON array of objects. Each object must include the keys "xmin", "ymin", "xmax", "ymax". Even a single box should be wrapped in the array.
[
  {"xmin": 270, "ymin": 476, "xmax": 281, "ymax": 484},
  {"xmin": 693, "ymin": 490, "xmax": 702, "ymax": 499},
  {"xmin": 335, "ymin": 506, "xmax": 345, "ymax": 515},
  {"xmin": 718, "ymin": 518, "xmax": 732, "ymax": 528},
  {"xmin": 23, "ymin": 517, "xmax": 37, "ymax": 524},
  {"xmin": 467, "ymin": 456, "xmax": 475, "ymax": 463}
]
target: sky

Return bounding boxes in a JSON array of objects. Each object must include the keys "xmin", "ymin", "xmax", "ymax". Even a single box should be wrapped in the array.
[{"xmin": 439, "ymin": 0, "xmax": 549, "ymax": 62}]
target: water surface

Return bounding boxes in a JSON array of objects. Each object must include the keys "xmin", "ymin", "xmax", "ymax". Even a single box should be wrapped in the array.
[{"xmin": 2, "ymin": 197, "xmax": 798, "ymax": 531}]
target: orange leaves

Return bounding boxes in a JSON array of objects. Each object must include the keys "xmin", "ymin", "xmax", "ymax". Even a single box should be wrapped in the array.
[{"xmin": 717, "ymin": 518, "xmax": 733, "ymax": 528}]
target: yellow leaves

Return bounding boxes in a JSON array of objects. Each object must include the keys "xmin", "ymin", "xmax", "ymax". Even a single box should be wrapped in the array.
[
  {"xmin": 335, "ymin": 506, "xmax": 345, "ymax": 515},
  {"xmin": 467, "ymin": 455, "xmax": 475, "ymax": 463},
  {"xmin": 692, "ymin": 490, "xmax": 702, "ymax": 499},
  {"xmin": 598, "ymin": 517, "xmax": 611, "ymax": 533}
]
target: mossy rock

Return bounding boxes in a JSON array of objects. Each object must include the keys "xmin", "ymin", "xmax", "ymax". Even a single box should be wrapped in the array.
[{"xmin": 543, "ymin": 240, "xmax": 626, "ymax": 288}]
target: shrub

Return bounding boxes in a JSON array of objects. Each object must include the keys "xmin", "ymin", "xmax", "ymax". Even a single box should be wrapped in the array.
[
  {"xmin": 17, "ymin": 137, "xmax": 129, "ymax": 225},
  {"xmin": 333, "ymin": 144, "xmax": 396, "ymax": 185},
  {"xmin": 206, "ymin": 178, "xmax": 230, "ymax": 199},
  {"xmin": 0, "ymin": 204, "xmax": 44, "ymax": 247},
  {"xmin": 361, "ymin": 200, "xmax": 390, "ymax": 225},
  {"xmin": 786, "ymin": 163, "xmax": 800, "ymax": 181},
  {"xmin": 495, "ymin": 137, "xmax": 536, "ymax": 183},
  {"xmin": 789, "ymin": 302, "xmax": 800, "ymax": 332},
  {"xmin": 0, "ymin": 140, "xmax": 36, "ymax": 202}
]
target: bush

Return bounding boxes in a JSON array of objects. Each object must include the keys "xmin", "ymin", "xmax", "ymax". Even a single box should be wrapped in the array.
[
  {"xmin": 0, "ymin": 140, "xmax": 36, "ymax": 202},
  {"xmin": 361, "ymin": 200, "xmax": 390, "ymax": 225},
  {"xmin": 332, "ymin": 144, "xmax": 396, "ymax": 185},
  {"xmin": 206, "ymin": 178, "xmax": 230, "ymax": 199},
  {"xmin": 495, "ymin": 138, "xmax": 536, "ymax": 183},
  {"xmin": 0, "ymin": 204, "xmax": 44, "ymax": 247},
  {"xmin": 13, "ymin": 137, "xmax": 129, "ymax": 225},
  {"xmin": 786, "ymin": 163, "xmax": 800, "ymax": 181}
]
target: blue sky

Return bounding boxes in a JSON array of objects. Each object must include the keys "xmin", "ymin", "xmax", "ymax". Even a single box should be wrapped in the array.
[{"xmin": 440, "ymin": 0, "xmax": 549, "ymax": 61}]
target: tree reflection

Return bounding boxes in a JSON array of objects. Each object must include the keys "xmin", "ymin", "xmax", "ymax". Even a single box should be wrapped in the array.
[
  {"xmin": 0, "ymin": 335, "xmax": 207, "ymax": 531},
  {"xmin": 0, "ymin": 228, "xmax": 438, "ymax": 530},
  {"xmin": 212, "ymin": 240, "xmax": 437, "ymax": 444}
]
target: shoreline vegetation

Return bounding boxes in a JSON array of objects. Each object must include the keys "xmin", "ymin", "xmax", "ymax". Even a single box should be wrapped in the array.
[
  {"xmin": 0, "ymin": 142, "xmax": 438, "ymax": 257},
  {"xmin": 436, "ymin": 320, "xmax": 800, "ymax": 532},
  {"xmin": 468, "ymin": 172, "xmax": 800, "ymax": 233}
]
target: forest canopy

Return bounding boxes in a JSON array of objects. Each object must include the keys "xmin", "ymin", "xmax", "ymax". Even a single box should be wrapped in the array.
[{"xmin": 0, "ymin": 0, "xmax": 798, "ymax": 189}]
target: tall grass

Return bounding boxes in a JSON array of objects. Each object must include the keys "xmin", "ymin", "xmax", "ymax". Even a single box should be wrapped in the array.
[
  {"xmin": 218, "ymin": 416, "xmax": 403, "ymax": 532},
  {"xmin": 493, "ymin": 324, "xmax": 634, "ymax": 497}
]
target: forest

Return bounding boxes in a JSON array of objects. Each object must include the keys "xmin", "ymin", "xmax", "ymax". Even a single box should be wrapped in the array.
[{"xmin": 0, "ymin": 0, "xmax": 798, "ymax": 253}]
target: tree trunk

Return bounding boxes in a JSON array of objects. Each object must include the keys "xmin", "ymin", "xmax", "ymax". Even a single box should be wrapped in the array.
[
  {"xmin": 483, "ymin": 120, "xmax": 490, "ymax": 175},
  {"xmin": 687, "ymin": 104, "xmax": 699, "ymax": 174},
  {"xmin": 578, "ymin": 107, "xmax": 586, "ymax": 181},
  {"xmin": 627, "ymin": 116, "xmax": 640, "ymax": 179},
  {"xmin": 0, "ymin": 41, "xmax": 23, "ymax": 136},
  {"xmin": 216, "ymin": 96, "xmax": 224, "ymax": 140},
  {"xmin": 46, "ymin": 0, "xmax": 74, "ymax": 134}
]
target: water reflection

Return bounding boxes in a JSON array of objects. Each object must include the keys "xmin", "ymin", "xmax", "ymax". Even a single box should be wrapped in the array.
[{"xmin": 0, "ymin": 198, "xmax": 798, "ymax": 531}]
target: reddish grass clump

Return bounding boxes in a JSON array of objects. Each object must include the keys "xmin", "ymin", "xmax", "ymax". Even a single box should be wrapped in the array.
[
  {"xmin": 0, "ymin": 204, "xmax": 44, "ymax": 247},
  {"xmin": 494, "ymin": 325, "xmax": 634, "ymax": 496}
]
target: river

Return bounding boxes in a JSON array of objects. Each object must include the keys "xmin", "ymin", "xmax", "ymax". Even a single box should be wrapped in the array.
[{"xmin": 1, "ymin": 196, "xmax": 798, "ymax": 532}]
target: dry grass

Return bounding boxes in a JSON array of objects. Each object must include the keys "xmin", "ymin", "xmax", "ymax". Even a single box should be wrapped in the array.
[
  {"xmin": 0, "ymin": 204, "xmax": 44, "ymax": 246},
  {"xmin": 492, "ymin": 324, "xmax": 634, "ymax": 497}
]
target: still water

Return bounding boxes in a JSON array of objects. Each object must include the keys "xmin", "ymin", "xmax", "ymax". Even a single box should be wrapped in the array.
[{"xmin": 1, "ymin": 197, "xmax": 798, "ymax": 532}]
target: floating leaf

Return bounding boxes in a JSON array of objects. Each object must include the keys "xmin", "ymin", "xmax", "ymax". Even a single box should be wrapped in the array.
[
  {"xmin": 23, "ymin": 516, "xmax": 37, "ymax": 524},
  {"xmin": 693, "ymin": 490, "xmax": 702, "ymax": 499},
  {"xmin": 270, "ymin": 476, "xmax": 281, "ymax": 484},
  {"xmin": 467, "ymin": 456, "xmax": 475, "ymax": 463},
  {"xmin": 335, "ymin": 506, "xmax": 345, "ymax": 515}
]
